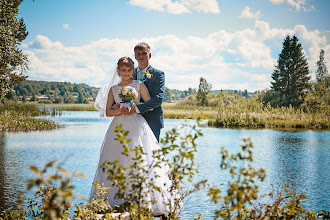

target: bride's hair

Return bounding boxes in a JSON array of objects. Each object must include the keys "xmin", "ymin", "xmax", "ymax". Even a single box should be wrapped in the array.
[{"xmin": 117, "ymin": 57, "xmax": 134, "ymax": 72}]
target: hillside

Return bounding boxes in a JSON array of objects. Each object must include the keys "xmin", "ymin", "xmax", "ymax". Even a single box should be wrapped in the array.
[
  {"xmin": 6, "ymin": 80, "xmax": 99, "ymax": 104},
  {"xmin": 5, "ymin": 80, "xmax": 255, "ymax": 103}
]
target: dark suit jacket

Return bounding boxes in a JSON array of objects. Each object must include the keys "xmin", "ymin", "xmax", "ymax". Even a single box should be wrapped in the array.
[{"xmin": 133, "ymin": 65, "xmax": 165, "ymax": 132}]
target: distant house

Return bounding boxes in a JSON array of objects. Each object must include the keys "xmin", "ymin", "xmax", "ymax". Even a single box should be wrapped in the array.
[
  {"xmin": 38, "ymin": 95, "xmax": 49, "ymax": 100},
  {"xmin": 92, "ymin": 88, "xmax": 99, "ymax": 93},
  {"xmin": 18, "ymin": 95, "xmax": 24, "ymax": 101}
]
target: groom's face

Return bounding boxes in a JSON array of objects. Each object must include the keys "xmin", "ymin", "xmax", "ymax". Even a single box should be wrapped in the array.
[{"xmin": 135, "ymin": 49, "xmax": 151, "ymax": 68}]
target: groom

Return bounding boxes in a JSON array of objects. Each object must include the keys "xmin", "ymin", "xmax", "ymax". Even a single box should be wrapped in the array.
[{"xmin": 123, "ymin": 42, "xmax": 165, "ymax": 142}]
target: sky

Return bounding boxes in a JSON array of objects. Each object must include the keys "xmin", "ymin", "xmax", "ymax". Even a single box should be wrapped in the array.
[{"xmin": 18, "ymin": 0, "xmax": 330, "ymax": 91}]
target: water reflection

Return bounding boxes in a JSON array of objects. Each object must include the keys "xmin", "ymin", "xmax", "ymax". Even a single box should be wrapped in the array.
[
  {"xmin": 0, "ymin": 112, "xmax": 329, "ymax": 218},
  {"xmin": 0, "ymin": 132, "xmax": 27, "ymax": 210},
  {"xmin": 0, "ymin": 133, "xmax": 5, "ymax": 209}
]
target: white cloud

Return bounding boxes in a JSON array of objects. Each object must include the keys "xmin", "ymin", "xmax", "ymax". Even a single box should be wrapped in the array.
[
  {"xmin": 128, "ymin": 0, "xmax": 167, "ymax": 12},
  {"xmin": 128, "ymin": 0, "xmax": 219, "ymax": 14},
  {"xmin": 63, "ymin": 24, "xmax": 71, "ymax": 30},
  {"xmin": 181, "ymin": 0, "xmax": 220, "ymax": 14},
  {"xmin": 239, "ymin": 6, "xmax": 261, "ymax": 19},
  {"xmin": 269, "ymin": 0, "xmax": 285, "ymax": 4},
  {"xmin": 23, "ymin": 21, "xmax": 330, "ymax": 91},
  {"xmin": 28, "ymin": 35, "xmax": 64, "ymax": 49},
  {"xmin": 167, "ymin": 1, "xmax": 191, "ymax": 14},
  {"xmin": 268, "ymin": 0, "xmax": 314, "ymax": 12}
]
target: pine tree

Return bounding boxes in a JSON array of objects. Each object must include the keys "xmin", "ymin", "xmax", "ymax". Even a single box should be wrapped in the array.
[
  {"xmin": 196, "ymin": 77, "xmax": 212, "ymax": 106},
  {"xmin": 316, "ymin": 49, "xmax": 329, "ymax": 87},
  {"xmin": 0, "ymin": 0, "xmax": 28, "ymax": 102},
  {"xmin": 270, "ymin": 35, "xmax": 310, "ymax": 107}
]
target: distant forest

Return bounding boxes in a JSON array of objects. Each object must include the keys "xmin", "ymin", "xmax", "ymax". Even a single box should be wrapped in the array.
[
  {"xmin": 6, "ymin": 80, "xmax": 99, "ymax": 104},
  {"xmin": 5, "ymin": 80, "xmax": 255, "ymax": 103}
]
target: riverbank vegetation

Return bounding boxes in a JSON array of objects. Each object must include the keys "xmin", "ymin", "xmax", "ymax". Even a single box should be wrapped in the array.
[
  {"xmin": 163, "ymin": 91, "xmax": 330, "ymax": 129},
  {"xmin": 1, "ymin": 125, "xmax": 328, "ymax": 219},
  {"xmin": 0, "ymin": 102, "xmax": 59, "ymax": 131}
]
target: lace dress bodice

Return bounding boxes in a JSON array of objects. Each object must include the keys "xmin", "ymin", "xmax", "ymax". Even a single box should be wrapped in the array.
[{"xmin": 111, "ymin": 80, "xmax": 141, "ymax": 104}]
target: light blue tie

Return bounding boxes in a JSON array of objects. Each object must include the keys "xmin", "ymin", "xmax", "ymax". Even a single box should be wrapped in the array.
[{"xmin": 138, "ymin": 71, "xmax": 143, "ymax": 81}]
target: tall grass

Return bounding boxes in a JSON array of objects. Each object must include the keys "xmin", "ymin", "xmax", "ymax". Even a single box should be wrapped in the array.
[
  {"xmin": 164, "ymin": 92, "xmax": 330, "ymax": 129},
  {"xmin": 0, "ymin": 101, "xmax": 49, "ymax": 116},
  {"xmin": 0, "ymin": 102, "xmax": 59, "ymax": 131},
  {"xmin": 45, "ymin": 103, "xmax": 96, "ymax": 111}
]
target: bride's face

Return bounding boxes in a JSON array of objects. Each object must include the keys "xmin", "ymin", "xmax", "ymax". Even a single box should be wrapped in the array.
[{"xmin": 118, "ymin": 65, "xmax": 133, "ymax": 80}]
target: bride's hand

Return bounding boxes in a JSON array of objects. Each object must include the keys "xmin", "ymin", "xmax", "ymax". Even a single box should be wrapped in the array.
[
  {"xmin": 122, "ymin": 106, "xmax": 136, "ymax": 114},
  {"xmin": 112, "ymin": 103, "xmax": 121, "ymax": 110},
  {"xmin": 121, "ymin": 107, "xmax": 130, "ymax": 114},
  {"xmin": 115, "ymin": 108, "xmax": 122, "ymax": 115}
]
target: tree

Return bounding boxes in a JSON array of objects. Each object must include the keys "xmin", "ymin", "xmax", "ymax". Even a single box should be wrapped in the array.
[
  {"xmin": 73, "ymin": 84, "xmax": 79, "ymax": 93},
  {"xmin": 164, "ymin": 87, "xmax": 173, "ymax": 102},
  {"xmin": 196, "ymin": 77, "xmax": 212, "ymax": 106},
  {"xmin": 0, "ymin": 0, "xmax": 28, "ymax": 102},
  {"xmin": 78, "ymin": 91, "xmax": 84, "ymax": 103},
  {"xmin": 302, "ymin": 49, "xmax": 330, "ymax": 112},
  {"xmin": 54, "ymin": 96, "xmax": 64, "ymax": 104},
  {"xmin": 5, "ymin": 89, "xmax": 17, "ymax": 101},
  {"xmin": 31, "ymin": 92, "xmax": 37, "ymax": 102},
  {"xmin": 316, "ymin": 49, "xmax": 330, "ymax": 87},
  {"xmin": 270, "ymin": 35, "xmax": 310, "ymax": 107},
  {"xmin": 242, "ymin": 89, "xmax": 248, "ymax": 98}
]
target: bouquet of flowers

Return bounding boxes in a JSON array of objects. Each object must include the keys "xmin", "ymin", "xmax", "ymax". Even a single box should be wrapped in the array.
[{"xmin": 118, "ymin": 86, "xmax": 138, "ymax": 111}]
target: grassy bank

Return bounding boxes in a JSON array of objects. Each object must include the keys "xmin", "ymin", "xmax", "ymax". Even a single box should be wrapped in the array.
[
  {"xmin": 42, "ymin": 103, "xmax": 97, "ymax": 111},
  {"xmin": 164, "ymin": 92, "xmax": 330, "ymax": 129},
  {"xmin": 0, "ymin": 102, "xmax": 59, "ymax": 131}
]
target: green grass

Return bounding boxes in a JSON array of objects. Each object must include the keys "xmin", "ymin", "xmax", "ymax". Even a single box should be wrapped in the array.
[
  {"xmin": 163, "ymin": 93, "xmax": 330, "ymax": 129},
  {"xmin": 42, "ymin": 103, "xmax": 97, "ymax": 111}
]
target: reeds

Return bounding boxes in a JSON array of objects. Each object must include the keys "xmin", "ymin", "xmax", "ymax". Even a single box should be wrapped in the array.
[
  {"xmin": 0, "ymin": 102, "xmax": 59, "ymax": 131},
  {"xmin": 46, "ymin": 103, "xmax": 96, "ymax": 111},
  {"xmin": 163, "ymin": 92, "xmax": 330, "ymax": 129}
]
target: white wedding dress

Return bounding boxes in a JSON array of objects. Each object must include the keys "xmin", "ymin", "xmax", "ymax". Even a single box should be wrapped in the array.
[{"xmin": 89, "ymin": 80, "xmax": 172, "ymax": 216}]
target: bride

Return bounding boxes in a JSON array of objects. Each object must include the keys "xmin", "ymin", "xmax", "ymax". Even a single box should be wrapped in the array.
[{"xmin": 89, "ymin": 57, "xmax": 172, "ymax": 216}]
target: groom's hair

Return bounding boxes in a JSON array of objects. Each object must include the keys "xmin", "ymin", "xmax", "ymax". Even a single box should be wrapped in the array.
[{"xmin": 134, "ymin": 42, "xmax": 150, "ymax": 52}]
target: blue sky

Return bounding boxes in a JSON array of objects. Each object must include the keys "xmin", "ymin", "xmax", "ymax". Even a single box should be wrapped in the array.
[{"xmin": 19, "ymin": 0, "xmax": 330, "ymax": 91}]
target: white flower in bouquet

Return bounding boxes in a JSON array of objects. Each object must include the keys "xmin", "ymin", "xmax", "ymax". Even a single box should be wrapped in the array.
[
  {"xmin": 118, "ymin": 86, "xmax": 137, "ymax": 103},
  {"xmin": 132, "ymin": 90, "xmax": 138, "ymax": 98}
]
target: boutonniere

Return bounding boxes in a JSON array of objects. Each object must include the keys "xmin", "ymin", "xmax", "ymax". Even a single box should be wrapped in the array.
[{"xmin": 141, "ymin": 70, "xmax": 152, "ymax": 82}]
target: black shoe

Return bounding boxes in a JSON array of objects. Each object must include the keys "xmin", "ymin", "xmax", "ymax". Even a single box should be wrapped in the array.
[{"xmin": 154, "ymin": 214, "xmax": 168, "ymax": 220}]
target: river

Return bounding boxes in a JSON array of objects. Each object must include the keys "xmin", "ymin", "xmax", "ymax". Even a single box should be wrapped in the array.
[{"xmin": 0, "ymin": 111, "xmax": 329, "ymax": 218}]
